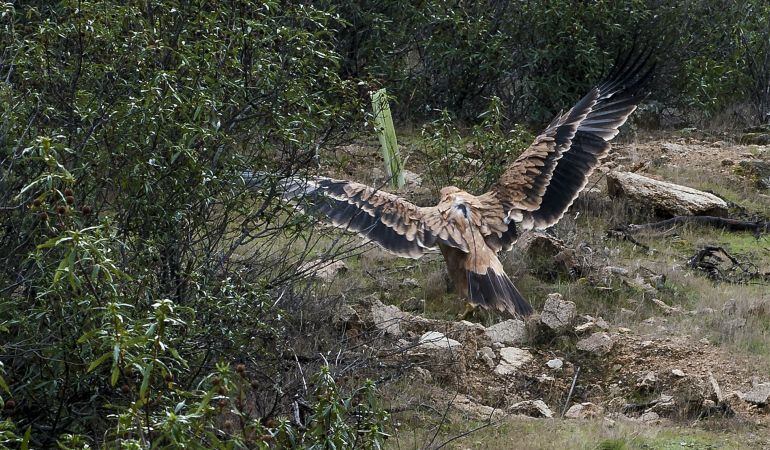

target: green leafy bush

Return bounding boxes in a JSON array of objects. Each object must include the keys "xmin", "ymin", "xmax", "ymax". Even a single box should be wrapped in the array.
[
  {"xmin": 331, "ymin": 0, "xmax": 770, "ymax": 125},
  {"xmin": 420, "ymin": 97, "xmax": 533, "ymax": 193}
]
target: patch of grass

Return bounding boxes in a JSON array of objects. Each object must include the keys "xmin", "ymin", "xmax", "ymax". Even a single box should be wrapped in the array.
[{"xmin": 387, "ymin": 414, "xmax": 756, "ymax": 449}]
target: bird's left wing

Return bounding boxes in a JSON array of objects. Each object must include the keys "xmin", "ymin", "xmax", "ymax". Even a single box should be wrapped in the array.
[
  {"xmin": 486, "ymin": 49, "xmax": 654, "ymax": 250},
  {"xmin": 262, "ymin": 176, "xmax": 469, "ymax": 258}
]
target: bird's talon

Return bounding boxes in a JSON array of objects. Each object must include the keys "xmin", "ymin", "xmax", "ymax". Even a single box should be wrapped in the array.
[{"xmin": 456, "ymin": 302, "xmax": 477, "ymax": 321}]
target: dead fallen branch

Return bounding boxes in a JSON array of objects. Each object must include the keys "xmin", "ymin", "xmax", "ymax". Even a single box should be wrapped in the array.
[
  {"xmin": 606, "ymin": 229, "xmax": 651, "ymax": 251},
  {"xmin": 688, "ymin": 246, "xmax": 770, "ymax": 283},
  {"xmin": 618, "ymin": 216, "xmax": 770, "ymax": 235}
]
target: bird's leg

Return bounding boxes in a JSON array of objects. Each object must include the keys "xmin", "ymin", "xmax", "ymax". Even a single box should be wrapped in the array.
[{"xmin": 456, "ymin": 301, "xmax": 478, "ymax": 321}]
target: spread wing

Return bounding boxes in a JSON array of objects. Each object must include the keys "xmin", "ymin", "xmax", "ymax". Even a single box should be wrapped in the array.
[
  {"xmin": 272, "ymin": 177, "xmax": 468, "ymax": 258},
  {"xmin": 488, "ymin": 50, "xmax": 654, "ymax": 248}
]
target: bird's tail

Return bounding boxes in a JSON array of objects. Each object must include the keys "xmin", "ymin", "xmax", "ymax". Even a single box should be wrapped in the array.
[{"xmin": 466, "ymin": 265, "xmax": 533, "ymax": 318}]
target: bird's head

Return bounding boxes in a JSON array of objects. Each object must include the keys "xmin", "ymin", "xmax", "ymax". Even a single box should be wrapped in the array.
[{"xmin": 439, "ymin": 186, "xmax": 463, "ymax": 201}]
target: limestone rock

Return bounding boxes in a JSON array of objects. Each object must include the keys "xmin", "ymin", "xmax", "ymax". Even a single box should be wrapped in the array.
[
  {"xmin": 299, "ymin": 259, "xmax": 348, "ymax": 281},
  {"xmin": 565, "ymin": 402, "xmax": 604, "ymax": 419},
  {"xmin": 494, "ymin": 347, "xmax": 533, "ymax": 376},
  {"xmin": 576, "ymin": 333, "xmax": 615, "ymax": 355},
  {"xmin": 417, "ymin": 331, "xmax": 462, "ymax": 352},
  {"xmin": 607, "ymin": 171, "xmax": 728, "ymax": 216},
  {"xmin": 540, "ymin": 293, "xmax": 577, "ymax": 331},
  {"xmin": 485, "ymin": 319, "xmax": 527, "ymax": 345},
  {"xmin": 671, "ymin": 369, "xmax": 686, "ymax": 377},
  {"xmin": 509, "ymin": 400, "xmax": 553, "ymax": 418}
]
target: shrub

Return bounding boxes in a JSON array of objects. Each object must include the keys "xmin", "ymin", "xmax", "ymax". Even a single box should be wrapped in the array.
[
  {"xmin": 0, "ymin": 1, "xmax": 380, "ymax": 447},
  {"xmin": 331, "ymin": 0, "xmax": 770, "ymax": 126}
]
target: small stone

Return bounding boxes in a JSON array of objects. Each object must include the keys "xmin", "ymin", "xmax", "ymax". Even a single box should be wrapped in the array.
[
  {"xmin": 494, "ymin": 347, "xmax": 533, "ymax": 376},
  {"xmin": 576, "ymin": 332, "xmax": 615, "ymax": 355},
  {"xmin": 332, "ymin": 304, "xmax": 358, "ymax": 326},
  {"xmin": 417, "ymin": 331, "xmax": 462, "ymax": 351},
  {"xmin": 575, "ymin": 315, "xmax": 610, "ymax": 333},
  {"xmin": 595, "ymin": 317, "xmax": 610, "ymax": 330},
  {"xmin": 743, "ymin": 382, "xmax": 770, "ymax": 405},
  {"xmin": 479, "ymin": 346, "xmax": 495, "ymax": 360},
  {"xmin": 400, "ymin": 296, "xmax": 424, "ymax": 312},
  {"xmin": 574, "ymin": 321, "xmax": 595, "ymax": 333},
  {"xmin": 648, "ymin": 297, "xmax": 681, "ymax": 314},
  {"xmin": 671, "ymin": 369, "xmax": 685, "ymax": 377},
  {"xmin": 661, "ymin": 143, "xmax": 687, "ymax": 153},
  {"xmin": 637, "ymin": 371, "xmax": 658, "ymax": 390},
  {"xmin": 485, "ymin": 319, "xmax": 527, "ymax": 345},
  {"xmin": 565, "ymin": 402, "xmax": 604, "ymax": 419},
  {"xmin": 481, "ymin": 353, "xmax": 496, "ymax": 370},
  {"xmin": 453, "ymin": 320, "xmax": 485, "ymax": 332},
  {"xmin": 411, "ymin": 367, "xmax": 432, "ymax": 383},
  {"xmin": 371, "ymin": 301, "xmax": 410, "ymax": 337},
  {"xmin": 299, "ymin": 259, "xmax": 348, "ymax": 282},
  {"xmin": 478, "ymin": 347, "xmax": 496, "ymax": 370},
  {"xmin": 509, "ymin": 400, "xmax": 553, "ymax": 418},
  {"xmin": 402, "ymin": 169, "xmax": 423, "ymax": 188},
  {"xmin": 546, "ymin": 358, "xmax": 563, "ymax": 370},
  {"xmin": 540, "ymin": 293, "xmax": 577, "ymax": 331},
  {"xmin": 603, "ymin": 266, "xmax": 630, "ymax": 276},
  {"xmin": 708, "ymin": 371, "xmax": 724, "ymax": 403},
  {"xmin": 647, "ymin": 394, "xmax": 676, "ymax": 414}
]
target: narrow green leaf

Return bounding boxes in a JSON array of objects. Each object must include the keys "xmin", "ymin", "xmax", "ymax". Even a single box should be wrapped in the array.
[
  {"xmin": 87, "ymin": 352, "xmax": 112, "ymax": 373},
  {"xmin": 21, "ymin": 426, "xmax": 31, "ymax": 450},
  {"xmin": 110, "ymin": 344, "xmax": 121, "ymax": 386},
  {"xmin": 139, "ymin": 361, "xmax": 154, "ymax": 400},
  {"xmin": 111, "ymin": 365, "xmax": 120, "ymax": 387}
]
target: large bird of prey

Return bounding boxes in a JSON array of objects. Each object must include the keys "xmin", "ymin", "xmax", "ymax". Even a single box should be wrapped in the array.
[{"xmin": 258, "ymin": 50, "xmax": 653, "ymax": 318}]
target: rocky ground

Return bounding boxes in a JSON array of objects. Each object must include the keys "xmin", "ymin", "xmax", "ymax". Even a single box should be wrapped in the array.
[{"xmin": 305, "ymin": 130, "xmax": 770, "ymax": 448}]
